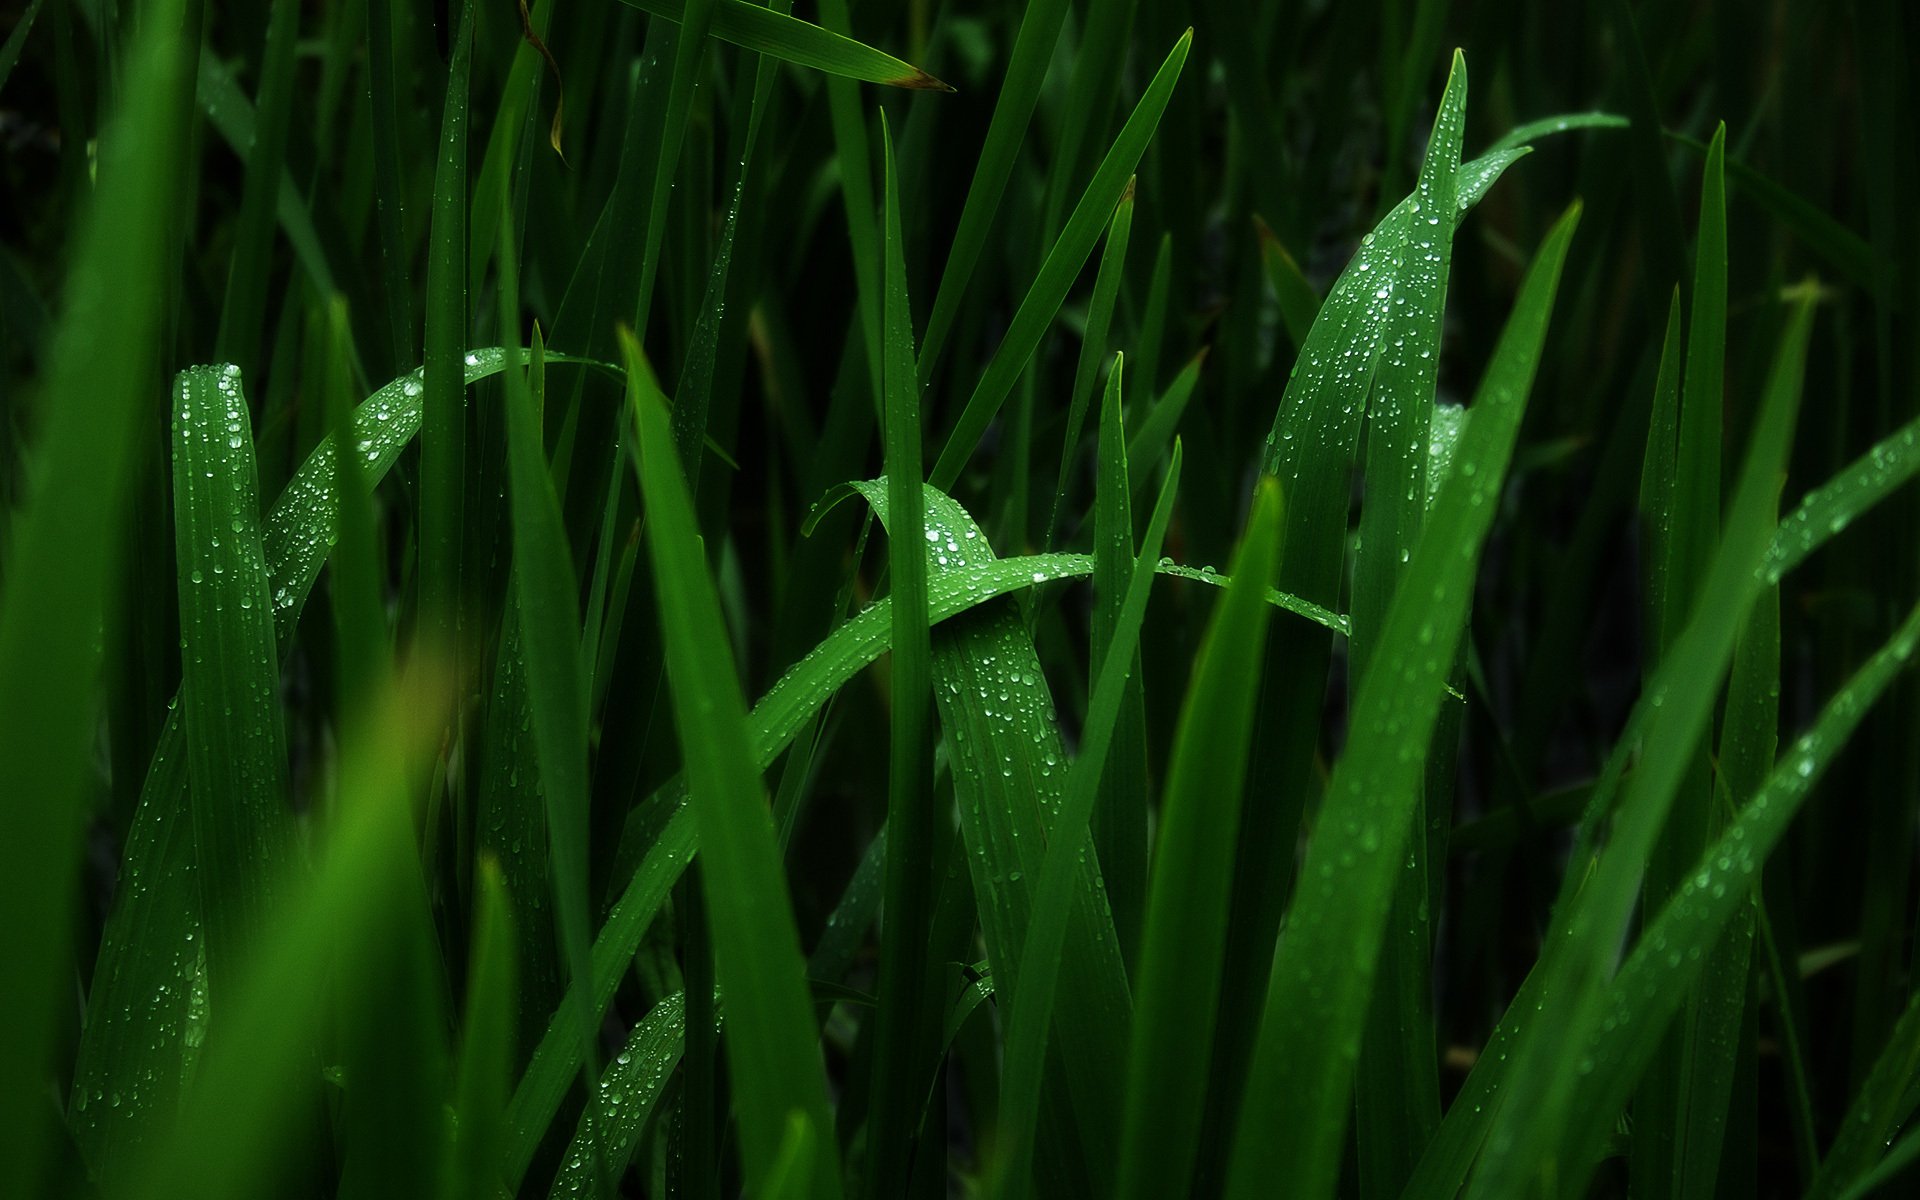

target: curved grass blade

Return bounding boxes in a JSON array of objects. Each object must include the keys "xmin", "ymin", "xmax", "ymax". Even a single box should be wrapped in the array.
[
  {"xmin": 1225, "ymin": 201, "xmax": 1582, "ymax": 1200},
  {"xmin": 1765, "ymin": 409, "xmax": 1920, "ymax": 584},
  {"xmin": 1254, "ymin": 216, "xmax": 1321, "ymax": 352},
  {"xmin": 625, "ymin": 333, "xmax": 842, "ymax": 1199},
  {"xmin": 917, "ymin": 0, "xmax": 1073, "ymax": 372},
  {"xmin": 1546, "ymin": 597, "xmax": 1920, "ymax": 1197},
  {"xmin": 172, "ymin": 365, "xmax": 295, "ymax": 998},
  {"xmin": 1117, "ymin": 480, "xmax": 1286, "ymax": 1200},
  {"xmin": 1465, "ymin": 286, "xmax": 1814, "ymax": 1200},
  {"xmin": 1821, "ymin": 989, "xmax": 1920, "ymax": 1199},
  {"xmin": 1, "ymin": 2, "xmax": 192, "ymax": 1184},
  {"xmin": 1668, "ymin": 132, "xmax": 1876, "ymax": 291},
  {"xmin": 866, "ymin": 113, "xmax": 940, "ymax": 1196},
  {"xmin": 0, "ymin": 0, "xmax": 45, "ymax": 97},
  {"xmin": 615, "ymin": 0, "xmax": 950, "ymax": 89},
  {"xmin": 1124, "ymin": 350, "xmax": 1205, "ymax": 491},
  {"xmin": 125, "ymin": 682, "xmax": 446, "ymax": 1200},
  {"xmin": 991, "ymin": 444, "xmax": 1182, "ymax": 1196},
  {"xmin": 70, "ymin": 350, "xmax": 601, "ymax": 1177},
  {"xmin": 929, "ymin": 31, "xmax": 1192, "ymax": 492},
  {"xmin": 547, "ymin": 993, "xmax": 690, "ymax": 1199}
]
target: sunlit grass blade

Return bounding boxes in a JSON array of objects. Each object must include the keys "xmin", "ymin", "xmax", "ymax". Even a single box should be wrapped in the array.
[
  {"xmin": 1466, "ymin": 284, "xmax": 1814, "ymax": 1200},
  {"xmin": 1226, "ymin": 201, "xmax": 1582, "ymax": 1200},
  {"xmin": 917, "ymin": 0, "xmax": 1072, "ymax": 373},
  {"xmin": 1117, "ymin": 479, "xmax": 1285, "ymax": 1200},
  {"xmin": 443, "ymin": 859, "xmax": 518, "ymax": 1200},
  {"xmin": 172, "ymin": 364, "xmax": 295, "ymax": 997},
  {"xmin": 616, "ymin": 0, "xmax": 950, "ymax": 89},
  {"xmin": 625, "ymin": 331, "xmax": 842, "ymax": 1199},
  {"xmin": 3, "ymin": 3, "xmax": 191, "ymax": 1184},
  {"xmin": 929, "ymin": 30, "xmax": 1192, "ymax": 491},
  {"xmin": 866, "ymin": 112, "xmax": 939, "ymax": 1197},
  {"xmin": 992, "ymin": 443, "xmax": 1181, "ymax": 1196}
]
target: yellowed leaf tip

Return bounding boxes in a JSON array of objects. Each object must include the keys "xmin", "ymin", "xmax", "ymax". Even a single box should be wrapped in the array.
[{"xmin": 891, "ymin": 66, "xmax": 957, "ymax": 93}]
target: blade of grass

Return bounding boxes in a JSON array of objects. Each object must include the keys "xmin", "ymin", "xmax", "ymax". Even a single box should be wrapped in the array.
[
  {"xmin": 1819, "ymin": 987, "xmax": 1920, "ymax": 1199},
  {"xmin": 866, "ymin": 113, "xmax": 939, "ymax": 1198},
  {"xmin": 500, "ymin": 209, "xmax": 601, "ymax": 1143},
  {"xmin": 548, "ymin": 992, "xmax": 693, "ymax": 1198},
  {"xmin": 172, "ymin": 364, "xmax": 295, "ymax": 1000},
  {"xmin": 1254, "ymin": 216, "xmax": 1321, "ymax": 352},
  {"xmin": 928, "ymin": 30, "xmax": 1192, "ymax": 492},
  {"xmin": 1465, "ymin": 286, "xmax": 1813, "ymax": 1200},
  {"xmin": 1045, "ymin": 184, "xmax": 1134, "ymax": 552},
  {"xmin": 1091, "ymin": 361, "xmax": 1150, "ymax": 968},
  {"xmin": 917, "ymin": 0, "xmax": 1072, "ymax": 373},
  {"xmin": 1117, "ymin": 479, "xmax": 1286, "ymax": 1200},
  {"xmin": 991, "ymin": 442, "xmax": 1182, "ymax": 1196},
  {"xmin": 615, "ymin": 0, "xmax": 950, "ymax": 89},
  {"xmin": 1225, "ymin": 201, "xmax": 1582, "ymax": 1200},
  {"xmin": 2, "ymin": 2, "xmax": 191, "ymax": 1185},
  {"xmin": 212, "ymin": 0, "xmax": 297, "ymax": 379},
  {"xmin": 365, "ymin": 0, "xmax": 413, "ymax": 373},
  {"xmin": 1124, "ymin": 349, "xmax": 1205, "ymax": 493},
  {"xmin": 625, "ymin": 332, "xmax": 842, "ymax": 1199},
  {"xmin": 444, "ymin": 859, "xmax": 518, "ymax": 1200},
  {"xmin": 0, "ymin": 0, "xmax": 45, "ymax": 96},
  {"xmin": 421, "ymin": 0, "xmax": 474, "ymax": 668}
]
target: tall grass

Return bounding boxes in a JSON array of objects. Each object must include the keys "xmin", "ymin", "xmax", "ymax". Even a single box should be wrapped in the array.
[{"xmin": 2, "ymin": 1, "xmax": 1917, "ymax": 1197}]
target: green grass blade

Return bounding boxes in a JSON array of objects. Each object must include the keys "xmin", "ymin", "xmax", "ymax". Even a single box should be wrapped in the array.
[
  {"xmin": 445, "ymin": 859, "xmax": 518, "ymax": 1200},
  {"xmin": 1254, "ymin": 216, "xmax": 1321, "ymax": 351},
  {"xmin": 1466, "ymin": 285, "xmax": 1813, "ymax": 1200},
  {"xmin": 625, "ymin": 332, "xmax": 842, "ymax": 1199},
  {"xmin": 1046, "ymin": 184, "xmax": 1134, "ymax": 552},
  {"xmin": 1636, "ymin": 122, "xmax": 1728, "ymax": 1200},
  {"xmin": 1818, "ymin": 985, "xmax": 1920, "ymax": 1199},
  {"xmin": 865, "ymin": 113, "xmax": 939, "ymax": 1196},
  {"xmin": 1124, "ymin": 350, "xmax": 1206, "ymax": 492},
  {"xmin": 1557, "ymin": 596, "xmax": 1920, "ymax": 1196},
  {"xmin": 421, "ymin": 0, "xmax": 474, "ymax": 664},
  {"xmin": 1765, "ymin": 409, "xmax": 1920, "ymax": 583},
  {"xmin": 1669, "ymin": 132, "xmax": 1877, "ymax": 291},
  {"xmin": 1091, "ymin": 362, "xmax": 1150, "ymax": 967},
  {"xmin": 213, "ymin": 0, "xmax": 297, "ymax": 379},
  {"xmin": 1226, "ymin": 201, "xmax": 1581, "ymax": 1200},
  {"xmin": 630, "ymin": 0, "xmax": 715, "ymax": 341},
  {"xmin": 500, "ymin": 217, "xmax": 600, "ymax": 1133},
  {"xmin": 1118, "ymin": 480, "xmax": 1285, "ymax": 1200},
  {"xmin": 993, "ymin": 443, "xmax": 1182, "ymax": 1195},
  {"xmin": 126, "ymin": 682, "xmax": 446, "ymax": 1200},
  {"xmin": 364, "ymin": 0, "xmax": 414, "ymax": 372},
  {"xmin": 0, "ymin": 0, "xmax": 45, "ymax": 96},
  {"xmin": 548, "ymin": 993, "xmax": 691, "ymax": 1198},
  {"xmin": 1, "ymin": 3, "xmax": 191, "ymax": 1184},
  {"xmin": 172, "ymin": 364, "xmax": 295, "ymax": 997},
  {"xmin": 615, "ymin": 0, "xmax": 950, "ymax": 89},
  {"xmin": 929, "ymin": 30, "xmax": 1192, "ymax": 492},
  {"xmin": 917, "ymin": 0, "xmax": 1073, "ymax": 373}
]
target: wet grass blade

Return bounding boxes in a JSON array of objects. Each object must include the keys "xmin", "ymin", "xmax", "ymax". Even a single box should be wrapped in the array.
[
  {"xmin": 918, "ymin": 0, "xmax": 1073, "ymax": 372},
  {"xmin": 172, "ymin": 365, "xmax": 295, "ymax": 998},
  {"xmin": 625, "ymin": 333, "xmax": 842, "ymax": 1199},
  {"xmin": 929, "ymin": 30, "xmax": 1192, "ymax": 491},
  {"xmin": 616, "ymin": 0, "xmax": 950, "ymax": 89},
  {"xmin": 1118, "ymin": 480, "xmax": 1286, "ymax": 1200},
  {"xmin": 548, "ymin": 992, "xmax": 691, "ymax": 1198},
  {"xmin": 1466, "ymin": 283, "xmax": 1813, "ymax": 1200},
  {"xmin": 992, "ymin": 442, "xmax": 1181, "ymax": 1196},
  {"xmin": 1765, "ymin": 409, "xmax": 1920, "ymax": 583},
  {"xmin": 1815, "ymin": 983, "xmax": 1920, "ymax": 1199},
  {"xmin": 1226, "ymin": 201, "xmax": 1581, "ymax": 1200},
  {"xmin": 1, "ymin": 3, "xmax": 191, "ymax": 1184},
  {"xmin": 866, "ymin": 114, "xmax": 939, "ymax": 1196}
]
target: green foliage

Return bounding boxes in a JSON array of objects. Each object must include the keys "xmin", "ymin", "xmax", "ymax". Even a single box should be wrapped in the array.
[{"xmin": 5, "ymin": 3, "xmax": 1917, "ymax": 1198}]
